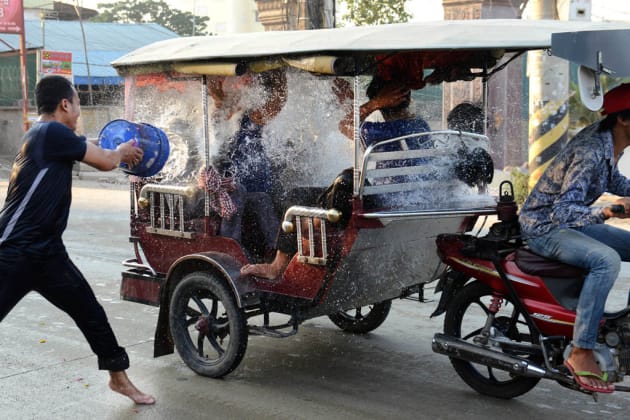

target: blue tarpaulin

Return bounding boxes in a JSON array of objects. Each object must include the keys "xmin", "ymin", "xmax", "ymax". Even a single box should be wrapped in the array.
[{"xmin": 0, "ymin": 20, "xmax": 178, "ymax": 85}]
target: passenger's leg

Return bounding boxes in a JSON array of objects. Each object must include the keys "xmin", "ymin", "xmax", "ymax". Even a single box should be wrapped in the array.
[
  {"xmin": 247, "ymin": 192, "xmax": 280, "ymax": 252},
  {"xmin": 219, "ymin": 183, "xmax": 246, "ymax": 242},
  {"xmin": 240, "ymin": 187, "xmax": 324, "ymax": 279},
  {"xmin": 35, "ymin": 254, "xmax": 155, "ymax": 404},
  {"xmin": 240, "ymin": 220, "xmax": 298, "ymax": 279},
  {"xmin": 527, "ymin": 228, "xmax": 618, "ymax": 392}
]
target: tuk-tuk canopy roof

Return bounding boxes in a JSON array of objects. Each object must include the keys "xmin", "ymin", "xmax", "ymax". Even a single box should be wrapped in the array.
[
  {"xmin": 112, "ymin": 19, "xmax": 629, "ymax": 74},
  {"xmin": 552, "ymin": 29, "xmax": 630, "ymax": 77}
]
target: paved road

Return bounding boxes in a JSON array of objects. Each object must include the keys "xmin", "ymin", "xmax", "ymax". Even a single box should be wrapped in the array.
[{"xmin": 2, "ymin": 177, "xmax": 630, "ymax": 419}]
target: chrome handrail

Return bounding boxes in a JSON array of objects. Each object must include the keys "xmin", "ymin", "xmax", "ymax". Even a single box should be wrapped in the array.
[
  {"xmin": 137, "ymin": 184, "xmax": 197, "ymax": 209},
  {"xmin": 281, "ymin": 206, "xmax": 341, "ymax": 233}
]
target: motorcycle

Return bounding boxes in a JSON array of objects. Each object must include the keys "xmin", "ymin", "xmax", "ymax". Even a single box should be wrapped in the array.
[{"xmin": 431, "ymin": 181, "xmax": 630, "ymax": 400}]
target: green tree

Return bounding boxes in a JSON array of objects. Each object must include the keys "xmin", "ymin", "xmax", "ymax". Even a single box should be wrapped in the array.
[
  {"xmin": 568, "ymin": 76, "xmax": 630, "ymax": 131},
  {"xmin": 90, "ymin": 0, "xmax": 210, "ymax": 36},
  {"xmin": 340, "ymin": 0, "xmax": 411, "ymax": 26}
]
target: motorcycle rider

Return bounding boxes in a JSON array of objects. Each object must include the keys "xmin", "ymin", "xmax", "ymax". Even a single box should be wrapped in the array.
[{"xmin": 519, "ymin": 83, "xmax": 630, "ymax": 394}]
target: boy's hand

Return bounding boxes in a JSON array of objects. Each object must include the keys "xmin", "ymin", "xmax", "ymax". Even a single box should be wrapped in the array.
[{"xmin": 116, "ymin": 140, "xmax": 143, "ymax": 167}]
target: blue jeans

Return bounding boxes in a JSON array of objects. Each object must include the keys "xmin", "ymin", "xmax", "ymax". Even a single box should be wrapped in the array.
[{"xmin": 526, "ymin": 224, "xmax": 630, "ymax": 349}]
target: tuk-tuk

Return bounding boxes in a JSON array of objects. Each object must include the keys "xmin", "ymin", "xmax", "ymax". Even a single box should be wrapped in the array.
[{"xmin": 108, "ymin": 19, "xmax": 626, "ymax": 378}]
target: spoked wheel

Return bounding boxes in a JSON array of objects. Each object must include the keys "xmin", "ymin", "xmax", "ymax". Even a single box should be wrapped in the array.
[
  {"xmin": 328, "ymin": 300, "xmax": 392, "ymax": 334},
  {"xmin": 169, "ymin": 271, "xmax": 248, "ymax": 378},
  {"xmin": 444, "ymin": 281, "xmax": 541, "ymax": 399}
]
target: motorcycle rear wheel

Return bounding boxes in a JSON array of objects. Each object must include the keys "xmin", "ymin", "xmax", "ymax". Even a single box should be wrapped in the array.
[{"xmin": 444, "ymin": 280, "xmax": 541, "ymax": 399}]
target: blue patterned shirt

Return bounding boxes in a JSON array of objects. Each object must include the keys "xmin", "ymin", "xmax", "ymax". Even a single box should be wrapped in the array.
[{"xmin": 519, "ymin": 122, "xmax": 630, "ymax": 239}]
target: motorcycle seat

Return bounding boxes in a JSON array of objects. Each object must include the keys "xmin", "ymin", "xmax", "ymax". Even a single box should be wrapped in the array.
[{"xmin": 514, "ymin": 248, "xmax": 586, "ymax": 278}]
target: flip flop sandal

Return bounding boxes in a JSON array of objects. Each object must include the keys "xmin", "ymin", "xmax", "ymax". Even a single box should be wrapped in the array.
[{"xmin": 564, "ymin": 360, "xmax": 614, "ymax": 394}]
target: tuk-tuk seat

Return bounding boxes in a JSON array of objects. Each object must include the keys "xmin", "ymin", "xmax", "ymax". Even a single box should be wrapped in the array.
[
  {"xmin": 359, "ymin": 134, "xmax": 460, "ymax": 200},
  {"xmin": 358, "ymin": 130, "xmax": 492, "ymax": 210}
]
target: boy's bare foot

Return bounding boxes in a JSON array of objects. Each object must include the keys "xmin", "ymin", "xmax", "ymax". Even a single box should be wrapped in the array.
[{"xmin": 109, "ymin": 371, "xmax": 156, "ymax": 405}]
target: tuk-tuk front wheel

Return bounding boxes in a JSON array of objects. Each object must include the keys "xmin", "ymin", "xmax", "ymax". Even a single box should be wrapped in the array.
[
  {"xmin": 169, "ymin": 271, "xmax": 248, "ymax": 378},
  {"xmin": 328, "ymin": 300, "xmax": 392, "ymax": 334}
]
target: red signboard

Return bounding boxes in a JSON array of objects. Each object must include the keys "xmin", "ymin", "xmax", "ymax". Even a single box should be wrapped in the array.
[
  {"xmin": 0, "ymin": 0, "xmax": 24, "ymax": 34},
  {"xmin": 42, "ymin": 51, "xmax": 72, "ymax": 63},
  {"xmin": 41, "ymin": 50, "xmax": 73, "ymax": 79}
]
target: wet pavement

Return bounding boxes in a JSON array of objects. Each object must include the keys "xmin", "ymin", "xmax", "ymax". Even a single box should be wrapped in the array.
[{"xmin": 1, "ymin": 173, "xmax": 630, "ymax": 419}]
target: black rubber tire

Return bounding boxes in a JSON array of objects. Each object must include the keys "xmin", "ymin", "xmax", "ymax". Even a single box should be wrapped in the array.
[
  {"xmin": 328, "ymin": 300, "xmax": 392, "ymax": 334},
  {"xmin": 444, "ymin": 281, "xmax": 541, "ymax": 399},
  {"xmin": 169, "ymin": 271, "xmax": 248, "ymax": 378}
]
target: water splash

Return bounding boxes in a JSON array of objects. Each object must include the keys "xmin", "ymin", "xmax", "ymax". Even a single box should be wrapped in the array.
[
  {"xmin": 126, "ymin": 71, "xmax": 494, "ymax": 211},
  {"xmin": 128, "ymin": 71, "xmax": 354, "ymax": 190}
]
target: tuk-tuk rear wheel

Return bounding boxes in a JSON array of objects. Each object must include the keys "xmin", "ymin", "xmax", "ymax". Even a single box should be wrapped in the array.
[
  {"xmin": 169, "ymin": 271, "xmax": 248, "ymax": 378},
  {"xmin": 328, "ymin": 300, "xmax": 392, "ymax": 334}
]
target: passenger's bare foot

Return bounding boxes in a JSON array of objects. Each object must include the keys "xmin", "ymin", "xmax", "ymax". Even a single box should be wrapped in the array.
[
  {"xmin": 240, "ymin": 251, "xmax": 290, "ymax": 280},
  {"xmin": 109, "ymin": 371, "xmax": 156, "ymax": 405},
  {"xmin": 565, "ymin": 347, "xmax": 614, "ymax": 393},
  {"xmin": 240, "ymin": 263, "xmax": 282, "ymax": 280}
]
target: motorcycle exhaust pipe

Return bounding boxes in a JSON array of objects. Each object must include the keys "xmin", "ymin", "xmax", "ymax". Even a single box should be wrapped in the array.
[{"xmin": 432, "ymin": 333, "xmax": 550, "ymax": 379}]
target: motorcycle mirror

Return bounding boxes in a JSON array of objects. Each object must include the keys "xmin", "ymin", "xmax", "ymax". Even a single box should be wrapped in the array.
[{"xmin": 578, "ymin": 65, "xmax": 604, "ymax": 112}]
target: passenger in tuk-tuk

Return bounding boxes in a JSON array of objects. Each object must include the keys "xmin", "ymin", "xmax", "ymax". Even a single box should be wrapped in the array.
[
  {"xmin": 241, "ymin": 74, "xmax": 492, "ymax": 280},
  {"xmin": 240, "ymin": 168, "xmax": 353, "ymax": 280},
  {"xmin": 447, "ymin": 102, "xmax": 484, "ymax": 134},
  {"xmin": 241, "ymin": 72, "xmax": 425, "ymax": 280},
  {"xmin": 344, "ymin": 72, "xmax": 438, "ymax": 209},
  {"xmin": 212, "ymin": 68, "xmax": 287, "ymax": 193},
  {"xmin": 445, "ymin": 101, "xmax": 495, "ymax": 189},
  {"xmin": 338, "ymin": 75, "xmax": 431, "ymax": 147},
  {"xmin": 204, "ymin": 70, "xmax": 287, "ymax": 254}
]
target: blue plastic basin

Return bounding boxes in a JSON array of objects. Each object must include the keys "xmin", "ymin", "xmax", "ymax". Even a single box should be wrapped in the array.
[{"xmin": 98, "ymin": 119, "xmax": 170, "ymax": 177}]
